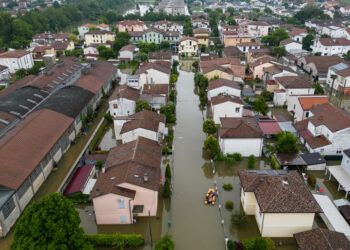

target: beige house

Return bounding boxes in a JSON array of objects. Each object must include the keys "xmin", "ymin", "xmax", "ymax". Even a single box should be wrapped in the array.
[
  {"xmin": 222, "ymin": 32, "xmax": 251, "ymax": 47},
  {"xmin": 178, "ymin": 36, "xmax": 198, "ymax": 57},
  {"xmin": 238, "ymin": 170, "xmax": 322, "ymax": 237},
  {"xmin": 193, "ymin": 28, "xmax": 210, "ymax": 48},
  {"xmin": 90, "ymin": 137, "xmax": 162, "ymax": 225},
  {"xmin": 84, "ymin": 30, "xmax": 115, "ymax": 48},
  {"xmin": 202, "ymin": 65, "xmax": 233, "ymax": 81}
]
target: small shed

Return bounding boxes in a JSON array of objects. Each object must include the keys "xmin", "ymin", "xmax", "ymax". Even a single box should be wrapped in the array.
[
  {"xmin": 278, "ymin": 121, "xmax": 297, "ymax": 137},
  {"xmin": 64, "ymin": 164, "xmax": 96, "ymax": 195},
  {"xmin": 275, "ymin": 153, "xmax": 307, "ymax": 170},
  {"xmin": 300, "ymin": 153, "xmax": 326, "ymax": 171}
]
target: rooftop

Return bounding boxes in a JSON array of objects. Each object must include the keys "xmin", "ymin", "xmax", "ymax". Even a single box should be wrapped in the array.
[
  {"xmin": 275, "ymin": 76, "xmax": 314, "ymax": 89},
  {"xmin": 298, "ymin": 96, "xmax": 329, "ymax": 110},
  {"xmin": 219, "ymin": 117, "xmax": 262, "ymax": 139},
  {"xmin": 63, "ymin": 164, "xmax": 94, "ymax": 195},
  {"xmin": 120, "ymin": 110, "xmax": 165, "ymax": 134},
  {"xmin": 0, "ymin": 50, "xmax": 29, "ymax": 58},
  {"xmin": 208, "ymin": 78, "xmax": 240, "ymax": 91}
]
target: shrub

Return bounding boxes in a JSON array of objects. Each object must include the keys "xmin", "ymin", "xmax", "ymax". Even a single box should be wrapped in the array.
[
  {"xmin": 231, "ymin": 153, "xmax": 242, "ymax": 161},
  {"xmin": 162, "ymin": 147, "xmax": 170, "ymax": 155},
  {"xmin": 163, "ymin": 178, "xmax": 171, "ymax": 198},
  {"xmin": 165, "ymin": 164, "xmax": 172, "ymax": 179},
  {"xmin": 225, "ymin": 201, "xmax": 234, "ymax": 210},
  {"xmin": 248, "ymin": 155, "xmax": 255, "ymax": 169},
  {"xmin": 231, "ymin": 210, "xmax": 248, "ymax": 227},
  {"xmin": 96, "ymin": 160, "xmax": 103, "ymax": 167},
  {"xmin": 227, "ymin": 240, "xmax": 236, "ymax": 250},
  {"xmin": 104, "ymin": 113, "xmax": 113, "ymax": 123},
  {"xmin": 242, "ymin": 237, "xmax": 275, "ymax": 250},
  {"xmin": 85, "ymin": 233, "xmax": 144, "ymax": 248},
  {"xmin": 214, "ymin": 152, "xmax": 224, "ymax": 161},
  {"xmin": 155, "ymin": 233, "xmax": 175, "ymax": 250},
  {"xmin": 203, "ymin": 135, "xmax": 219, "ymax": 159},
  {"xmin": 308, "ymin": 175, "xmax": 316, "ymax": 188},
  {"xmin": 89, "ymin": 120, "xmax": 108, "ymax": 152},
  {"xmin": 223, "ymin": 183, "xmax": 233, "ymax": 191},
  {"xmin": 270, "ymin": 155, "xmax": 281, "ymax": 169},
  {"xmin": 203, "ymin": 119, "xmax": 217, "ymax": 134},
  {"xmin": 224, "ymin": 156, "xmax": 236, "ymax": 165}
]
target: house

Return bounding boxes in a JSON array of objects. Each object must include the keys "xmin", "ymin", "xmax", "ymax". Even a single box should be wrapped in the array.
[
  {"xmin": 118, "ymin": 44, "xmax": 139, "ymax": 62},
  {"xmin": 236, "ymin": 42, "xmax": 261, "ymax": 53},
  {"xmin": 246, "ymin": 21, "xmax": 270, "ymax": 38},
  {"xmin": 223, "ymin": 46, "xmax": 245, "ymax": 61},
  {"xmin": 320, "ymin": 25, "xmax": 347, "ymax": 38},
  {"xmin": 312, "ymin": 38, "xmax": 350, "ymax": 56},
  {"xmin": 192, "ymin": 19, "xmax": 210, "ymax": 29},
  {"xmin": 90, "ymin": 136, "xmax": 161, "ymax": 224},
  {"xmin": 340, "ymin": 6, "xmax": 350, "ymax": 16},
  {"xmin": 219, "ymin": 117, "xmax": 263, "ymax": 156},
  {"xmin": 63, "ymin": 164, "xmax": 96, "ymax": 195},
  {"xmin": 148, "ymin": 52, "xmax": 172, "ymax": 63},
  {"xmin": 258, "ymin": 117, "xmax": 281, "ymax": 137},
  {"xmin": 207, "ymin": 78, "xmax": 241, "ymax": 100},
  {"xmin": 84, "ymin": 30, "xmax": 115, "ymax": 48},
  {"xmin": 326, "ymin": 63, "xmax": 350, "ymax": 94},
  {"xmin": 178, "ymin": 37, "xmax": 198, "ymax": 57},
  {"xmin": 114, "ymin": 110, "xmax": 166, "ymax": 143},
  {"xmin": 288, "ymin": 28, "xmax": 308, "ymax": 42},
  {"xmin": 78, "ymin": 23, "xmax": 110, "ymax": 38},
  {"xmin": 32, "ymin": 46, "xmax": 55, "ymax": 61},
  {"xmin": 140, "ymin": 84, "xmax": 168, "ymax": 109},
  {"xmin": 193, "ymin": 28, "xmax": 210, "ymax": 48},
  {"xmin": 202, "ymin": 65, "xmax": 233, "ymax": 81},
  {"xmin": 30, "ymin": 32, "xmax": 71, "ymax": 47},
  {"xmin": 250, "ymin": 57, "xmax": 276, "ymax": 79},
  {"xmin": 154, "ymin": 20, "xmax": 183, "ymax": 34},
  {"xmin": 130, "ymin": 28, "xmax": 179, "ymax": 44},
  {"xmin": 0, "ymin": 50, "xmax": 34, "ymax": 73},
  {"xmin": 297, "ymin": 55, "xmax": 344, "ymax": 82},
  {"xmin": 51, "ymin": 41, "xmax": 75, "ymax": 57},
  {"xmin": 262, "ymin": 62, "xmax": 298, "ymax": 82},
  {"xmin": 126, "ymin": 75, "xmax": 141, "ymax": 90},
  {"xmin": 300, "ymin": 153, "xmax": 327, "ymax": 170},
  {"xmin": 246, "ymin": 48, "xmax": 273, "ymax": 63},
  {"xmin": 118, "ymin": 20, "xmax": 145, "ymax": 32},
  {"xmin": 222, "ymin": 32, "xmax": 252, "ymax": 47},
  {"xmin": 287, "ymin": 95, "xmax": 329, "ymax": 122},
  {"xmin": 280, "ymin": 39, "xmax": 302, "ymax": 53},
  {"xmin": 84, "ymin": 46, "xmax": 98, "ymax": 61},
  {"xmin": 238, "ymin": 170, "xmax": 322, "ymax": 237},
  {"xmin": 0, "ymin": 109, "xmax": 74, "ymax": 236},
  {"xmin": 109, "ymin": 85, "xmax": 140, "ymax": 118},
  {"xmin": 273, "ymin": 76, "xmax": 315, "ymax": 106},
  {"xmin": 275, "ymin": 154, "xmax": 307, "ymax": 170},
  {"xmin": 294, "ymin": 228, "xmax": 350, "ymax": 250},
  {"xmin": 134, "ymin": 61, "xmax": 171, "ymax": 87},
  {"xmin": 210, "ymin": 95, "xmax": 243, "ymax": 124},
  {"xmin": 294, "ymin": 103, "xmax": 350, "ymax": 156},
  {"xmin": 0, "ymin": 65, "xmax": 10, "ymax": 87}
]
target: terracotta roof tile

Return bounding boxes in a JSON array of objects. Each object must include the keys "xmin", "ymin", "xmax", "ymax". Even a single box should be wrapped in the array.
[
  {"xmin": 219, "ymin": 117, "xmax": 263, "ymax": 138},
  {"xmin": 0, "ymin": 50, "xmax": 30, "ymax": 58},
  {"xmin": 275, "ymin": 76, "xmax": 314, "ymax": 89},
  {"xmin": 208, "ymin": 78, "xmax": 240, "ymax": 91},
  {"xmin": 298, "ymin": 97, "xmax": 329, "ymax": 110},
  {"xmin": 211, "ymin": 95, "xmax": 243, "ymax": 106},
  {"xmin": 120, "ymin": 110, "xmax": 165, "ymax": 134},
  {"xmin": 109, "ymin": 85, "xmax": 140, "ymax": 102},
  {"xmin": 305, "ymin": 135, "xmax": 331, "ymax": 149}
]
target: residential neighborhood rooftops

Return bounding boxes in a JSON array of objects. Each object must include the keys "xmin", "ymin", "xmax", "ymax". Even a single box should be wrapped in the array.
[
  {"xmin": 0, "ymin": 50, "xmax": 29, "ymax": 58},
  {"xmin": 258, "ymin": 121, "xmax": 281, "ymax": 135},
  {"xmin": 179, "ymin": 36, "xmax": 198, "ymax": 43},
  {"xmin": 318, "ymin": 38, "xmax": 350, "ymax": 46},
  {"xmin": 200, "ymin": 57, "xmax": 240, "ymax": 69},
  {"xmin": 238, "ymin": 170, "xmax": 322, "ymax": 213},
  {"xmin": 193, "ymin": 28, "xmax": 210, "ymax": 34},
  {"xmin": 135, "ymin": 61, "xmax": 171, "ymax": 75},
  {"xmin": 275, "ymin": 76, "xmax": 314, "ymax": 89},
  {"xmin": 298, "ymin": 96, "xmax": 329, "ymax": 110},
  {"xmin": 0, "ymin": 109, "xmax": 74, "ymax": 190},
  {"xmin": 337, "ymin": 67, "xmax": 350, "ymax": 78},
  {"xmin": 109, "ymin": 85, "xmax": 140, "ymax": 102},
  {"xmin": 142, "ymin": 84, "xmax": 169, "ymax": 95},
  {"xmin": 208, "ymin": 78, "xmax": 240, "ymax": 91},
  {"xmin": 85, "ymin": 29, "xmax": 114, "ymax": 35},
  {"xmin": 280, "ymin": 38, "xmax": 301, "ymax": 46},
  {"xmin": 275, "ymin": 154, "xmax": 306, "ymax": 166},
  {"xmin": 294, "ymin": 228, "xmax": 350, "ymax": 250},
  {"xmin": 219, "ymin": 117, "xmax": 262, "ymax": 138},
  {"xmin": 236, "ymin": 42, "xmax": 261, "ymax": 47},
  {"xmin": 288, "ymin": 28, "xmax": 307, "ymax": 37},
  {"xmin": 302, "ymin": 56, "xmax": 344, "ymax": 74}
]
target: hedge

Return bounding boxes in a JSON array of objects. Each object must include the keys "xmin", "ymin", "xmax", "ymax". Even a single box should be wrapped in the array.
[
  {"xmin": 270, "ymin": 155, "xmax": 281, "ymax": 169},
  {"xmin": 89, "ymin": 119, "xmax": 108, "ymax": 152},
  {"xmin": 85, "ymin": 233, "xmax": 144, "ymax": 249}
]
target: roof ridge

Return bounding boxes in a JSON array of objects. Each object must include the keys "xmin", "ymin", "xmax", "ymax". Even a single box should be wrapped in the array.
[
  {"xmin": 132, "ymin": 137, "xmax": 139, "ymax": 162},
  {"xmin": 319, "ymin": 226, "xmax": 333, "ymax": 249}
]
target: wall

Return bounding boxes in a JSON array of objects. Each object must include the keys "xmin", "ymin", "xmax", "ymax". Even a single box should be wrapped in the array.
[
  {"xmin": 341, "ymin": 153, "xmax": 350, "ymax": 175},
  {"xmin": 241, "ymin": 189, "xmax": 257, "ymax": 215},
  {"xmin": 121, "ymin": 128, "xmax": 158, "ymax": 144},
  {"xmin": 204, "ymin": 70, "xmax": 233, "ymax": 82},
  {"xmin": 178, "ymin": 40, "xmax": 198, "ymax": 56},
  {"xmin": 0, "ymin": 54, "xmax": 34, "ymax": 73},
  {"xmin": 208, "ymin": 86, "xmax": 241, "ymax": 100},
  {"xmin": 119, "ymin": 50, "xmax": 133, "ymax": 60},
  {"xmin": 109, "ymin": 98, "xmax": 135, "ymax": 118},
  {"xmin": 0, "ymin": 195, "xmax": 21, "ymax": 236},
  {"xmin": 253, "ymin": 62, "xmax": 274, "ymax": 78},
  {"xmin": 284, "ymin": 42, "xmax": 302, "ymax": 53},
  {"xmin": 212, "ymin": 102, "xmax": 243, "ymax": 124},
  {"xmin": 220, "ymin": 138, "xmax": 263, "ymax": 157}
]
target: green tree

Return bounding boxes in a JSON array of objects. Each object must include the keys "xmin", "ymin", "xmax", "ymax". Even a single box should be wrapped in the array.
[
  {"xmin": 313, "ymin": 83, "xmax": 324, "ymax": 94},
  {"xmin": 155, "ymin": 233, "xmax": 175, "ymax": 250},
  {"xmin": 113, "ymin": 32, "xmax": 131, "ymax": 53},
  {"xmin": 248, "ymin": 155, "xmax": 255, "ymax": 169},
  {"xmin": 165, "ymin": 164, "xmax": 172, "ymax": 179},
  {"xmin": 343, "ymin": 51, "xmax": 350, "ymax": 61},
  {"xmin": 320, "ymin": 34, "xmax": 331, "ymax": 38},
  {"xmin": 149, "ymin": 42, "xmax": 159, "ymax": 52},
  {"xmin": 203, "ymin": 135, "xmax": 219, "ymax": 158},
  {"xmin": 264, "ymin": 7, "xmax": 273, "ymax": 14},
  {"xmin": 227, "ymin": 240, "xmax": 236, "ymax": 250},
  {"xmin": 11, "ymin": 193, "xmax": 92, "ymax": 250},
  {"xmin": 252, "ymin": 97, "xmax": 268, "ymax": 115},
  {"xmin": 163, "ymin": 178, "xmax": 171, "ymax": 198},
  {"xmin": 272, "ymin": 46, "xmax": 287, "ymax": 59},
  {"xmin": 261, "ymin": 28, "xmax": 289, "ymax": 46},
  {"xmin": 294, "ymin": 4, "xmax": 329, "ymax": 23},
  {"xmin": 302, "ymin": 34, "xmax": 314, "ymax": 51},
  {"xmin": 135, "ymin": 100, "xmax": 151, "ymax": 112},
  {"xmin": 243, "ymin": 237, "xmax": 275, "ymax": 250},
  {"xmin": 160, "ymin": 41, "xmax": 170, "ymax": 50},
  {"xmin": 231, "ymin": 210, "xmax": 248, "ymax": 227},
  {"xmin": 276, "ymin": 131, "xmax": 299, "ymax": 154},
  {"xmin": 202, "ymin": 119, "xmax": 217, "ymax": 134},
  {"xmin": 98, "ymin": 45, "xmax": 115, "ymax": 60},
  {"xmin": 330, "ymin": 74, "xmax": 338, "ymax": 97},
  {"xmin": 135, "ymin": 52, "xmax": 148, "ymax": 62}
]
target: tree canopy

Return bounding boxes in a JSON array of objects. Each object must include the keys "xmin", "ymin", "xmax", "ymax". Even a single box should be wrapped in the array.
[
  {"xmin": 11, "ymin": 193, "xmax": 92, "ymax": 250},
  {"xmin": 261, "ymin": 28, "xmax": 289, "ymax": 46},
  {"xmin": 203, "ymin": 135, "xmax": 220, "ymax": 158},
  {"xmin": 275, "ymin": 131, "xmax": 300, "ymax": 154},
  {"xmin": 203, "ymin": 119, "xmax": 217, "ymax": 135},
  {"xmin": 302, "ymin": 34, "xmax": 314, "ymax": 51},
  {"xmin": 155, "ymin": 233, "xmax": 175, "ymax": 250},
  {"xmin": 252, "ymin": 97, "xmax": 268, "ymax": 115},
  {"xmin": 135, "ymin": 100, "xmax": 151, "ymax": 113},
  {"xmin": 294, "ymin": 4, "xmax": 330, "ymax": 23}
]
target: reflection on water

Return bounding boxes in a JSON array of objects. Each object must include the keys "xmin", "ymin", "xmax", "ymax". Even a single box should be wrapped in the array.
[{"xmin": 98, "ymin": 127, "xmax": 117, "ymax": 151}]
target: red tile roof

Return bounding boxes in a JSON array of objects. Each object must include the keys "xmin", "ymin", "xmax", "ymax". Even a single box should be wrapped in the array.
[
  {"xmin": 0, "ymin": 50, "xmax": 30, "ymax": 58},
  {"xmin": 305, "ymin": 135, "xmax": 331, "ymax": 149},
  {"xmin": 64, "ymin": 164, "xmax": 94, "ymax": 195},
  {"xmin": 258, "ymin": 121, "xmax": 281, "ymax": 135},
  {"xmin": 298, "ymin": 97, "xmax": 329, "ymax": 110}
]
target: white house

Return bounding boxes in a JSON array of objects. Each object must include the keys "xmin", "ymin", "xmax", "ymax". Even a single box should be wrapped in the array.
[
  {"xmin": 0, "ymin": 65, "xmax": 10, "ymax": 87},
  {"xmin": 312, "ymin": 38, "xmax": 350, "ymax": 56},
  {"xmin": 126, "ymin": 75, "xmax": 141, "ymax": 90},
  {"xmin": 219, "ymin": 117, "xmax": 264, "ymax": 157},
  {"xmin": 262, "ymin": 62, "xmax": 298, "ymax": 82},
  {"xmin": 210, "ymin": 95, "xmax": 244, "ymax": 124},
  {"xmin": 0, "ymin": 50, "xmax": 34, "ymax": 74},
  {"xmin": 273, "ymin": 76, "xmax": 315, "ymax": 106},
  {"xmin": 134, "ymin": 61, "xmax": 171, "ymax": 87},
  {"xmin": 236, "ymin": 42, "xmax": 261, "ymax": 53},
  {"xmin": 207, "ymin": 78, "xmax": 241, "ymax": 100},
  {"xmin": 109, "ymin": 85, "xmax": 140, "ymax": 118},
  {"xmin": 83, "ymin": 46, "xmax": 98, "ymax": 60},
  {"xmin": 246, "ymin": 21, "xmax": 270, "ymax": 38},
  {"xmin": 326, "ymin": 63, "xmax": 350, "ymax": 95},
  {"xmin": 192, "ymin": 19, "xmax": 210, "ymax": 29},
  {"xmin": 287, "ymin": 95, "xmax": 329, "ymax": 122},
  {"xmin": 178, "ymin": 37, "xmax": 199, "ymax": 57},
  {"xmin": 118, "ymin": 44, "xmax": 139, "ymax": 62},
  {"xmin": 78, "ymin": 23, "xmax": 110, "ymax": 39},
  {"xmin": 154, "ymin": 20, "xmax": 183, "ymax": 34},
  {"xmin": 280, "ymin": 39, "xmax": 302, "ymax": 53},
  {"xmin": 320, "ymin": 25, "xmax": 347, "ymax": 38},
  {"xmin": 238, "ymin": 170, "xmax": 322, "ymax": 237},
  {"xmin": 288, "ymin": 28, "xmax": 308, "ymax": 42},
  {"xmin": 340, "ymin": 6, "xmax": 350, "ymax": 16}
]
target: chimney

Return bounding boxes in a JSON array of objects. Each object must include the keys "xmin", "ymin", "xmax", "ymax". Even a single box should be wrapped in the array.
[{"xmin": 144, "ymin": 173, "xmax": 149, "ymax": 182}]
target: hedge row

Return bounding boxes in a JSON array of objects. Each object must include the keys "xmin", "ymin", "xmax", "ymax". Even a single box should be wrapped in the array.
[
  {"xmin": 85, "ymin": 233, "xmax": 144, "ymax": 249},
  {"xmin": 89, "ymin": 119, "xmax": 108, "ymax": 152},
  {"xmin": 270, "ymin": 155, "xmax": 281, "ymax": 169}
]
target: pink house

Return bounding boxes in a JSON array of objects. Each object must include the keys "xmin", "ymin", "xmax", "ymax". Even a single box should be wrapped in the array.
[
  {"xmin": 90, "ymin": 136, "xmax": 161, "ymax": 224},
  {"xmin": 118, "ymin": 20, "xmax": 145, "ymax": 32}
]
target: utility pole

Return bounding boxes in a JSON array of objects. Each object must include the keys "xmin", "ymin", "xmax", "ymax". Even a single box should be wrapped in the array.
[{"xmin": 148, "ymin": 210, "xmax": 153, "ymax": 247}]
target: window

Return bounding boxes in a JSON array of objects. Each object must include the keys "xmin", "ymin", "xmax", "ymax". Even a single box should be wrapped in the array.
[
  {"xmin": 236, "ymin": 107, "xmax": 240, "ymax": 113},
  {"xmin": 30, "ymin": 165, "xmax": 42, "ymax": 181},
  {"xmin": 113, "ymin": 104, "xmax": 118, "ymax": 108},
  {"xmin": 120, "ymin": 215, "xmax": 127, "ymax": 223},
  {"xmin": 306, "ymin": 112, "xmax": 309, "ymax": 118},
  {"xmin": 118, "ymin": 198, "xmax": 125, "ymax": 209},
  {"xmin": 2, "ymin": 197, "xmax": 15, "ymax": 219},
  {"xmin": 17, "ymin": 178, "xmax": 31, "ymax": 199}
]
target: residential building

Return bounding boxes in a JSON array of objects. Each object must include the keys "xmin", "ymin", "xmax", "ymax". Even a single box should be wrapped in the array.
[
  {"xmin": 90, "ymin": 137, "xmax": 162, "ymax": 224},
  {"xmin": 210, "ymin": 95, "xmax": 244, "ymax": 124},
  {"xmin": 154, "ymin": 20, "xmax": 183, "ymax": 34},
  {"xmin": 109, "ymin": 85, "xmax": 140, "ymax": 118},
  {"xmin": 207, "ymin": 78, "xmax": 241, "ymax": 100},
  {"xmin": 130, "ymin": 28, "xmax": 179, "ymax": 44},
  {"xmin": 300, "ymin": 153, "xmax": 327, "ymax": 171},
  {"xmin": 193, "ymin": 28, "xmax": 210, "ymax": 48},
  {"xmin": 0, "ymin": 50, "xmax": 34, "ymax": 74},
  {"xmin": 273, "ymin": 76, "xmax": 315, "ymax": 106},
  {"xmin": 78, "ymin": 23, "xmax": 110, "ymax": 38},
  {"xmin": 288, "ymin": 28, "xmax": 308, "ymax": 42},
  {"xmin": 246, "ymin": 48, "xmax": 273, "ymax": 63},
  {"xmin": 118, "ymin": 20, "xmax": 145, "ymax": 32},
  {"xmin": 30, "ymin": 32, "xmax": 71, "ymax": 47},
  {"xmin": 84, "ymin": 30, "xmax": 115, "ymax": 48},
  {"xmin": 192, "ymin": 19, "xmax": 210, "ymax": 29},
  {"xmin": 32, "ymin": 46, "xmax": 55, "ymax": 61},
  {"xmin": 262, "ymin": 62, "xmax": 298, "ymax": 82},
  {"xmin": 280, "ymin": 39, "xmax": 302, "ymax": 53},
  {"xmin": 246, "ymin": 21, "xmax": 270, "ymax": 38},
  {"xmin": 287, "ymin": 95, "xmax": 329, "ymax": 122},
  {"xmin": 202, "ymin": 65, "xmax": 233, "ymax": 81},
  {"xmin": 326, "ymin": 63, "xmax": 350, "ymax": 94},
  {"xmin": 140, "ymin": 84, "xmax": 168, "ymax": 109},
  {"xmin": 219, "ymin": 117, "xmax": 263, "ymax": 156},
  {"xmin": 118, "ymin": 45, "xmax": 139, "ymax": 62},
  {"xmin": 294, "ymin": 228, "xmax": 350, "ymax": 250},
  {"xmin": 222, "ymin": 32, "xmax": 252, "ymax": 47},
  {"xmin": 51, "ymin": 41, "xmax": 75, "ymax": 57},
  {"xmin": 223, "ymin": 46, "xmax": 245, "ymax": 61},
  {"xmin": 238, "ymin": 170, "xmax": 322, "ymax": 237},
  {"xmin": 84, "ymin": 46, "xmax": 99, "ymax": 61},
  {"xmin": 312, "ymin": 38, "xmax": 350, "ymax": 56},
  {"xmin": 250, "ymin": 57, "xmax": 276, "ymax": 79},
  {"xmin": 340, "ymin": 6, "xmax": 350, "ymax": 15},
  {"xmin": 155, "ymin": 0, "xmax": 186, "ymax": 15},
  {"xmin": 148, "ymin": 52, "xmax": 172, "ymax": 63},
  {"xmin": 236, "ymin": 42, "xmax": 261, "ymax": 53},
  {"xmin": 126, "ymin": 75, "xmax": 141, "ymax": 90},
  {"xmin": 0, "ymin": 65, "xmax": 10, "ymax": 87},
  {"xmin": 63, "ymin": 164, "xmax": 96, "ymax": 195},
  {"xmin": 135, "ymin": 61, "xmax": 171, "ymax": 87},
  {"xmin": 178, "ymin": 37, "xmax": 199, "ymax": 57}
]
